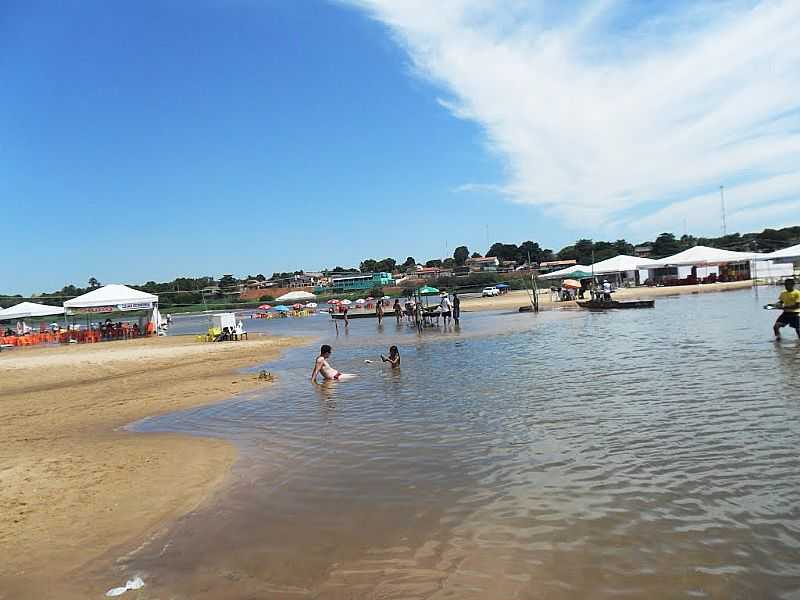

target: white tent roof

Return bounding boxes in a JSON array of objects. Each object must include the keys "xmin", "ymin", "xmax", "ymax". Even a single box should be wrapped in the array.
[
  {"xmin": 757, "ymin": 243, "xmax": 800, "ymax": 262},
  {"xmin": 643, "ymin": 246, "xmax": 756, "ymax": 269},
  {"xmin": 539, "ymin": 265, "xmax": 591, "ymax": 280},
  {"xmin": 590, "ymin": 254, "xmax": 658, "ymax": 274},
  {"xmin": 275, "ymin": 290, "xmax": 316, "ymax": 302},
  {"xmin": 64, "ymin": 284, "xmax": 157, "ymax": 308},
  {"xmin": 0, "ymin": 301, "xmax": 65, "ymax": 320}
]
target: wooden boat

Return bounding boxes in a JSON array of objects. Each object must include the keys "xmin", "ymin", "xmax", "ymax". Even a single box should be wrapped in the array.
[
  {"xmin": 330, "ymin": 311, "xmax": 381, "ymax": 320},
  {"xmin": 577, "ymin": 299, "xmax": 655, "ymax": 310}
]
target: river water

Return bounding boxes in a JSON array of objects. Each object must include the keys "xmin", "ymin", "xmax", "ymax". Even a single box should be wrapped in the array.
[{"xmin": 117, "ymin": 289, "xmax": 799, "ymax": 599}]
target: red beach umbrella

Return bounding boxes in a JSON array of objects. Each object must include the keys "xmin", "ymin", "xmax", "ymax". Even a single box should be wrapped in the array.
[{"xmin": 258, "ymin": 304, "xmax": 272, "ymax": 310}]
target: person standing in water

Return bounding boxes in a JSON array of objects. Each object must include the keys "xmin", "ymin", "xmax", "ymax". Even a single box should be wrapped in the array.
[
  {"xmin": 311, "ymin": 344, "xmax": 343, "ymax": 382},
  {"xmin": 773, "ymin": 278, "xmax": 800, "ymax": 339},
  {"xmin": 393, "ymin": 299, "xmax": 402, "ymax": 324},
  {"xmin": 452, "ymin": 292, "xmax": 460, "ymax": 324},
  {"xmin": 376, "ymin": 298, "xmax": 384, "ymax": 325},
  {"xmin": 439, "ymin": 293, "xmax": 452, "ymax": 326},
  {"xmin": 381, "ymin": 345, "xmax": 401, "ymax": 368}
]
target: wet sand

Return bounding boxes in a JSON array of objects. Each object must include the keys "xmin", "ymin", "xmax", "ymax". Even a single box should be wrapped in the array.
[
  {"xmin": 0, "ymin": 334, "xmax": 303, "ymax": 597},
  {"xmin": 460, "ymin": 279, "xmax": 754, "ymax": 311}
]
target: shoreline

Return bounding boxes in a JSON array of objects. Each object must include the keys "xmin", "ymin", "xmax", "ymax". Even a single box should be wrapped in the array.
[
  {"xmin": 0, "ymin": 334, "xmax": 307, "ymax": 594},
  {"xmin": 460, "ymin": 280, "xmax": 756, "ymax": 312}
]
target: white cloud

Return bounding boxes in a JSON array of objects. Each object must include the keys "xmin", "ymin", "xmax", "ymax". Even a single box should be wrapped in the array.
[{"xmin": 345, "ymin": 0, "xmax": 800, "ymax": 237}]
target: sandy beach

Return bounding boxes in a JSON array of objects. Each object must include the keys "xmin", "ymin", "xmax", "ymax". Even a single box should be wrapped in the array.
[
  {"xmin": 460, "ymin": 279, "xmax": 755, "ymax": 312},
  {"xmin": 0, "ymin": 334, "xmax": 303, "ymax": 596}
]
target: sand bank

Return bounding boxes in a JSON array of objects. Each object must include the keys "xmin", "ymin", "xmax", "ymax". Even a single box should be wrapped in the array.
[
  {"xmin": 460, "ymin": 280, "xmax": 754, "ymax": 312},
  {"xmin": 0, "ymin": 334, "xmax": 303, "ymax": 594}
]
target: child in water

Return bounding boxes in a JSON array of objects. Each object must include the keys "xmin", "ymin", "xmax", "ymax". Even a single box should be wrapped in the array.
[
  {"xmin": 381, "ymin": 345, "xmax": 401, "ymax": 368},
  {"xmin": 311, "ymin": 344, "xmax": 343, "ymax": 382}
]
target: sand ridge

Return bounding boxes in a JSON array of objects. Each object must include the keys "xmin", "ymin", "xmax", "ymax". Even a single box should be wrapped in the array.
[
  {"xmin": 458, "ymin": 279, "xmax": 754, "ymax": 312},
  {"xmin": 0, "ymin": 334, "xmax": 305, "ymax": 595}
]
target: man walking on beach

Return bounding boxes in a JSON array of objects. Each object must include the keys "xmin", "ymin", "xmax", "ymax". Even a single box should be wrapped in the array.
[
  {"xmin": 773, "ymin": 278, "xmax": 800, "ymax": 339},
  {"xmin": 452, "ymin": 292, "xmax": 460, "ymax": 324}
]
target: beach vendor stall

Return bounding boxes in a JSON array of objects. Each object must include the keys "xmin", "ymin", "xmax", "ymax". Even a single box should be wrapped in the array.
[
  {"xmin": 640, "ymin": 246, "xmax": 757, "ymax": 285},
  {"xmin": 63, "ymin": 284, "xmax": 160, "ymax": 342},
  {"xmin": 0, "ymin": 302, "xmax": 66, "ymax": 348}
]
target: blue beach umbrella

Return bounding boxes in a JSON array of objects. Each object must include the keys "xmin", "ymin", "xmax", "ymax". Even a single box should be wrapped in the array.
[{"xmin": 273, "ymin": 305, "xmax": 291, "ymax": 313}]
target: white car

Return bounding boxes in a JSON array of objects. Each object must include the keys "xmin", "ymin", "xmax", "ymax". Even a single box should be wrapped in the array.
[{"xmin": 482, "ymin": 286, "xmax": 500, "ymax": 297}]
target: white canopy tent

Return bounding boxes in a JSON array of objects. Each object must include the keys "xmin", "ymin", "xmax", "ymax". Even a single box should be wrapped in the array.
[
  {"xmin": 0, "ymin": 302, "xmax": 65, "ymax": 321},
  {"xmin": 756, "ymin": 243, "xmax": 800, "ymax": 263},
  {"xmin": 640, "ymin": 245, "xmax": 758, "ymax": 283},
  {"xmin": 586, "ymin": 255, "xmax": 659, "ymax": 287},
  {"xmin": 641, "ymin": 246, "xmax": 756, "ymax": 269},
  {"xmin": 275, "ymin": 290, "xmax": 316, "ymax": 302},
  {"xmin": 539, "ymin": 265, "xmax": 591, "ymax": 280},
  {"xmin": 591, "ymin": 255, "xmax": 658, "ymax": 274},
  {"xmin": 64, "ymin": 284, "xmax": 159, "ymax": 330}
]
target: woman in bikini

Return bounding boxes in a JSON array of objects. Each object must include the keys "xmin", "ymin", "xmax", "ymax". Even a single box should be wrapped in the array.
[
  {"xmin": 381, "ymin": 345, "xmax": 400, "ymax": 368},
  {"xmin": 311, "ymin": 344, "xmax": 343, "ymax": 382}
]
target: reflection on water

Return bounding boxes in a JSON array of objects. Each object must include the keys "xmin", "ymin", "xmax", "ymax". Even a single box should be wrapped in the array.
[{"xmin": 118, "ymin": 290, "xmax": 800, "ymax": 598}]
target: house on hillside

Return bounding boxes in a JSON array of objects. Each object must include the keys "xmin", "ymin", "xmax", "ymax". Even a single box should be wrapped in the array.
[
  {"xmin": 634, "ymin": 245, "xmax": 653, "ymax": 258},
  {"xmin": 539, "ymin": 259, "xmax": 577, "ymax": 274},
  {"xmin": 465, "ymin": 256, "xmax": 500, "ymax": 272},
  {"xmin": 416, "ymin": 266, "xmax": 442, "ymax": 280}
]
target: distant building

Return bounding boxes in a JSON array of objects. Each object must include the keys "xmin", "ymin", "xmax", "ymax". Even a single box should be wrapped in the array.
[
  {"xmin": 465, "ymin": 256, "xmax": 500, "ymax": 272},
  {"xmin": 539, "ymin": 259, "xmax": 576, "ymax": 272},
  {"xmin": 634, "ymin": 245, "xmax": 653, "ymax": 258},
  {"xmin": 319, "ymin": 272, "xmax": 395, "ymax": 293},
  {"xmin": 416, "ymin": 266, "xmax": 442, "ymax": 280}
]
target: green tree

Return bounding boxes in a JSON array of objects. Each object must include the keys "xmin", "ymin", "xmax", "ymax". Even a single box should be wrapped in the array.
[
  {"xmin": 453, "ymin": 245, "xmax": 469, "ymax": 266},
  {"xmin": 471, "ymin": 252, "xmax": 482, "ymax": 259},
  {"xmin": 218, "ymin": 274, "xmax": 239, "ymax": 291},
  {"xmin": 374, "ymin": 258, "xmax": 396, "ymax": 273},
  {"xmin": 651, "ymin": 233, "xmax": 682, "ymax": 258},
  {"xmin": 486, "ymin": 242, "xmax": 520, "ymax": 262},
  {"xmin": 360, "ymin": 259, "xmax": 378, "ymax": 273},
  {"xmin": 402, "ymin": 257, "xmax": 416, "ymax": 271},
  {"xmin": 425, "ymin": 259, "xmax": 443, "ymax": 268},
  {"xmin": 88, "ymin": 277, "xmax": 100, "ymax": 288},
  {"xmin": 442, "ymin": 257, "xmax": 455, "ymax": 269}
]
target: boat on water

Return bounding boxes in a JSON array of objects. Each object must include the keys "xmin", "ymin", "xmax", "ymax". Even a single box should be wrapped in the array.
[
  {"xmin": 577, "ymin": 299, "xmax": 655, "ymax": 309},
  {"xmin": 330, "ymin": 311, "xmax": 381, "ymax": 320}
]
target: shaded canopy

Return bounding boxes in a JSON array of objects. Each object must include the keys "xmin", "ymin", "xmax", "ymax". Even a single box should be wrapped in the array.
[
  {"xmin": 643, "ymin": 246, "xmax": 756, "ymax": 268},
  {"xmin": 590, "ymin": 254, "xmax": 658, "ymax": 274},
  {"xmin": 276, "ymin": 290, "xmax": 316, "ymax": 302},
  {"xmin": 418, "ymin": 285, "xmax": 440, "ymax": 295},
  {"xmin": 756, "ymin": 243, "xmax": 800, "ymax": 262},
  {"xmin": 64, "ymin": 284, "xmax": 157, "ymax": 309},
  {"xmin": 539, "ymin": 265, "xmax": 591, "ymax": 280},
  {"xmin": 0, "ymin": 302, "xmax": 65, "ymax": 320}
]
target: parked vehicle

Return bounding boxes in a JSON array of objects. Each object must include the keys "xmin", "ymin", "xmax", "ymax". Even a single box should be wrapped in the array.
[{"xmin": 482, "ymin": 287, "xmax": 500, "ymax": 297}]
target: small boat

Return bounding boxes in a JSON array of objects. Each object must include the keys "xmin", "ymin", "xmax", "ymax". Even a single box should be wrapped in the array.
[
  {"xmin": 330, "ymin": 311, "xmax": 381, "ymax": 320},
  {"xmin": 577, "ymin": 299, "xmax": 655, "ymax": 310}
]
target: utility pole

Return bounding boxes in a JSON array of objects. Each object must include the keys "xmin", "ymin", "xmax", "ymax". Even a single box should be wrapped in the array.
[{"xmin": 720, "ymin": 185, "xmax": 727, "ymax": 237}]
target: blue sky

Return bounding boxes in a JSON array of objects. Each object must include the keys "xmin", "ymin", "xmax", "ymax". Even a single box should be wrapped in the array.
[{"xmin": 3, "ymin": 0, "xmax": 798, "ymax": 293}]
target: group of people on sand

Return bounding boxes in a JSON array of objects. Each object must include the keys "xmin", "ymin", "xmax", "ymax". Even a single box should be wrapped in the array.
[{"xmin": 311, "ymin": 344, "xmax": 399, "ymax": 382}]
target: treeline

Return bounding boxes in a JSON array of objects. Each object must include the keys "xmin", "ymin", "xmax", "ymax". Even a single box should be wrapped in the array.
[
  {"xmin": 4, "ymin": 226, "xmax": 798, "ymax": 308},
  {"xmin": 356, "ymin": 226, "xmax": 800, "ymax": 275}
]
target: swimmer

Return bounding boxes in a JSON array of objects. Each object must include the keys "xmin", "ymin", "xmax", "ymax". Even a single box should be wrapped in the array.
[
  {"xmin": 311, "ymin": 344, "xmax": 344, "ymax": 382},
  {"xmin": 381, "ymin": 345, "xmax": 401, "ymax": 368}
]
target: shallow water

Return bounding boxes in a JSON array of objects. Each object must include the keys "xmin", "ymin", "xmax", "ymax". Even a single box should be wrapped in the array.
[{"xmin": 117, "ymin": 289, "xmax": 800, "ymax": 598}]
